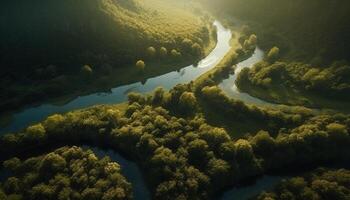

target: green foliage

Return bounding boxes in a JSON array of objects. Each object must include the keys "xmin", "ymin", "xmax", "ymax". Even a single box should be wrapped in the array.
[
  {"xmin": 81, "ymin": 65, "xmax": 93, "ymax": 77},
  {"xmin": 191, "ymin": 43, "xmax": 203, "ymax": 57},
  {"xmin": 236, "ymin": 60, "xmax": 350, "ymax": 102},
  {"xmin": 170, "ymin": 49, "xmax": 182, "ymax": 60},
  {"xmin": 0, "ymin": 0, "xmax": 211, "ymax": 112},
  {"xmin": 136, "ymin": 60, "xmax": 146, "ymax": 71},
  {"xmin": 254, "ymin": 168, "xmax": 350, "ymax": 200},
  {"xmin": 147, "ymin": 46, "xmax": 157, "ymax": 57},
  {"xmin": 0, "ymin": 146, "xmax": 132, "ymax": 200},
  {"xmin": 199, "ymin": 85, "xmax": 309, "ymax": 134},
  {"xmin": 207, "ymin": 0, "xmax": 350, "ymax": 63},
  {"xmin": 159, "ymin": 47, "xmax": 168, "ymax": 58},
  {"xmin": 1, "ymin": 83, "xmax": 349, "ymax": 199},
  {"xmin": 179, "ymin": 92, "xmax": 197, "ymax": 113},
  {"xmin": 267, "ymin": 46, "xmax": 280, "ymax": 62},
  {"xmin": 243, "ymin": 34, "xmax": 258, "ymax": 51}
]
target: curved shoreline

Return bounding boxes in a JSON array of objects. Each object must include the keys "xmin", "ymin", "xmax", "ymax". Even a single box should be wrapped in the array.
[{"xmin": 0, "ymin": 21, "xmax": 231, "ymax": 135}]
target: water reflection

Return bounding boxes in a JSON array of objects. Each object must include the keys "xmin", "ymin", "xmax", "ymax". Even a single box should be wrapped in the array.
[{"xmin": 0, "ymin": 20, "xmax": 232, "ymax": 135}]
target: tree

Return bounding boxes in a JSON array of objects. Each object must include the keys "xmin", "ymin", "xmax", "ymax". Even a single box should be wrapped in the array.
[
  {"xmin": 81, "ymin": 65, "xmax": 93, "ymax": 77},
  {"xmin": 179, "ymin": 92, "xmax": 197, "ymax": 113},
  {"xmin": 159, "ymin": 47, "xmax": 168, "ymax": 57},
  {"xmin": 171, "ymin": 49, "xmax": 181, "ymax": 59},
  {"xmin": 249, "ymin": 34, "xmax": 257, "ymax": 45},
  {"xmin": 207, "ymin": 158, "xmax": 230, "ymax": 185},
  {"xmin": 182, "ymin": 38, "xmax": 193, "ymax": 53},
  {"xmin": 24, "ymin": 123, "xmax": 47, "ymax": 142},
  {"xmin": 243, "ymin": 34, "xmax": 257, "ymax": 50},
  {"xmin": 152, "ymin": 87, "xmax": 165, "ymax": 105},
  {"xmin": 39, "ymin": 153, "xmax": 67, "ymax": 174},
  {"xmin": 191, "ymin": 43, "xmax": 203, "ymax": 57},
  {"xmin": 326, "ymin": 123, "xmax": 348, "ymax": 135},
  {"xmin": 188, "ymin": 139, "xmax": 209, "ymax": 166},
  {"xmin": 220, "ymin": 141, "xmax": 236, "ymax": 161},
  {"xmin": 251, "ymin": 131, "xmax": 275, "ymax": 158},
  {"xmin": 267, "ymin": 47, "xmax": 280, "ymax": 62},
  {"xmin": 147, "ymin": 46, "xmax": 156, "ymax": 57},
  {"xmin": 136, "ymin": 60, "xmax": 145, "ymax": 71}
]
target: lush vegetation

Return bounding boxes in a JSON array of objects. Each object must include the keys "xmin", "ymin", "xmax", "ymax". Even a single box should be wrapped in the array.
[
  {"xmin": 198, "ymin": 0, "xmax": 350, "ymax": 108},
  {"xmin": 1, "ymin": 1, "xmax": 350, "ymax": 199},
  {"xmin": 1, "ymin": 81, "xmax": 349, "ymax": 199},
  {"xmin": 0, "ymin": 0, "xmax": 214, "ymax": 113},
  {"xmin": 204, "ymin": 0, "xmax": 350, "ymax": 64},
  {"xmin": 254, "ymin": 168, "xmax": 350, "ymax": 200},
  {"xmin": 0, "ymin": 146, "xmax": 132, "ymax": 200},
  {"xmin": 236, "ymin": 50, "xmax": 350, "ymax": 108}
]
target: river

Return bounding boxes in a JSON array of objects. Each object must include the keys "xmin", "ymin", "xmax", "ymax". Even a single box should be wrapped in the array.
[
  {"xmin": 0, "ymin": 20, "xmax": 231, "ymax": 135},
  {"xmin": 218, "ymin": 47, "xmax": 273, "ymax": 106},
  {"xmin": 0, "ymin": 21, "xmax": 283, "ymax": 200}
]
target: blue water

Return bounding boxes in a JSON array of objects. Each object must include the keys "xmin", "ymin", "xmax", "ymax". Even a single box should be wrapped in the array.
[
  {"xmin": 0, "ymin": 20, "xmax": 232, "ymax": 135},
  {"xmin": 84, "ymin": 146, "xmax": 150, "ymax": 200},
  {"xmin": 218, "ymin": 47, "xmax": 276, "ymax": 107},
  {"xmin": 0, "ymin": 20, "xmax": 285, "ymax": 200}
]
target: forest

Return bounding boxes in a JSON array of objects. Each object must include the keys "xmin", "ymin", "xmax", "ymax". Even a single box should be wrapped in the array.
[
  {"xmin": 0, "ymin": 0, "xmax": 213, "ymax": 113},
  {"xmin": 254, "ymin": 168, "xmax": 350, "ymax": 200},
  {"xmin": 0, "ymin": 0, "xmax": 350, "ymax": 199}
]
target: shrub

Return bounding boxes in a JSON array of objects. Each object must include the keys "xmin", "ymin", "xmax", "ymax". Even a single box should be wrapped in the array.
[
  {"xmin": 159, "ymin": 47, "xmax": 168, "ymax": 57},
  {"xmin": 81, "ymin": 65, "xmax": 93, "ymax": 76},
  {"xmin": 136, "ymin": 60, "xmax": 146, "ymax": 71},
  {"xmin": 147, "ymin": 46, "xmax": 156, "ymax": 57},
  {"xmin": 267, "ymin": 46, "xmax": 280, "ymax": 62}
]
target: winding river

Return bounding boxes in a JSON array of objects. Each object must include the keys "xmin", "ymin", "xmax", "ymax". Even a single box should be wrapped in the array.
[
  {"xmin": 0, "ymin": 20, "xmax": 231, "ymax": 135},
  {"xmin": 0, "ymin": 21, "xmax": 283, "ymax": 199},
  {"xmin": 219, "ymin": 47, "xmax": 273, "ymax": 106}
]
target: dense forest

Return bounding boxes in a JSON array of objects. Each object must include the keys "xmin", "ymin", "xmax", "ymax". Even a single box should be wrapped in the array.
[
  {"xmin": 0, "ymin": 0, "xmax": 213, "ymax": 112},
  {"xmin": 0, "ymin": 146, "xmax": 132, "ymax": 199},
  {"xmin": 1, "ymin": 0, "xmax": 349, "ymax": 199},
  {"xmin": 199, "ymin": 0, "xmax": 350, "ymax": 108},
  {"xmin": 254, "ymin": 168, "xmax": 350, "ymax": 200},
  {"xmin": 1, "ymin": 82, "xmax": 349, "ymax": 199},
  {"xmin": 236, "ymin": 51, "xmax": 350, "ymax": 107},
  {"xmin": 204, "ymin": 0, "xmax": 350, "ymax": 63}
]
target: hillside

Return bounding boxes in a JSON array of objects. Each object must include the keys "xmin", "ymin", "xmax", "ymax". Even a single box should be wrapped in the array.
[
  {"xmin": 200, "ymin": 0, "xmax": 350, "ymax": 108},
  {"xmin": 204, "ymin": 0, "xmax": 350, "ymax": 64},
  {"xmin": 0, "ymin": 0, "xmax": 213, "ymax": 113},
  {"xmin": 1, "ymin": 0, "xmax": 209, "ymax": 68}
]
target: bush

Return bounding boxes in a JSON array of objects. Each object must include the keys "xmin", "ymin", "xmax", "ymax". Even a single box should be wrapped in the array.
[
  {"xmin": 170, "ymin": 49, "xmax": 182, "ymax": 59},
  {"xmin": 191, "ymin": 43, "xmax": 203, "ymax": 57},
  {"xmin": 179, "ymin": 92, "xmax": 197, "ymax": 112},
  {"xmin": 267, "ymin": 46, "xmax": 280, "ymax": 62},
  {"xmin": 147, "ymin": 46, "xmax": 157, "ymax": 57},
  {"xmin": 81, "ymin": 65, "xmax": 93, "ymax": 76},
  {"xmin": 136, "ymin": 60, "xmax": 146, "ymax": 71},
  {"xmin": 159, "ymin": 47, "xmax": 168, "ymax": 58},
  {"xmin": 1, "ymin": 147, "xmax": 132, "ymax": 200},
  {"xmin": 254, "ymin": 168, "xmax": 350, "ymax": 200}
]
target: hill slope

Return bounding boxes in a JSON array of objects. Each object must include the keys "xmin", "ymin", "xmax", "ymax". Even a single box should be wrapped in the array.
[
  {"xmin": 0, "ymin": 0, "xmax": 213, "ymax": 113},
  {"xmin": 0, "ymin": 0, "xmax": 209, "ymax": 71}
]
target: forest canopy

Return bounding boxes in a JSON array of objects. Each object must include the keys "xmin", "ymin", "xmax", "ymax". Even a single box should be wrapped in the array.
[{"xmin": 0, "ymin": 146, "xmax": 132, "ymax": 200}]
